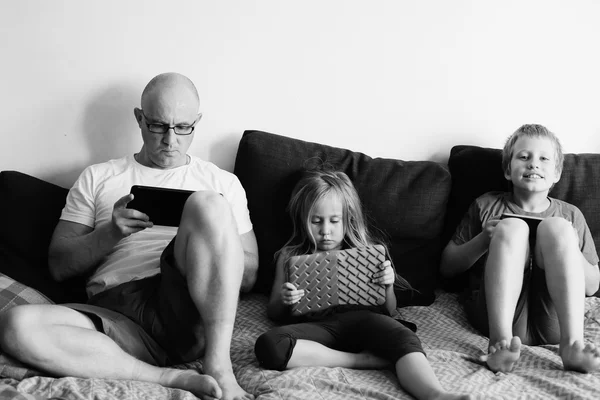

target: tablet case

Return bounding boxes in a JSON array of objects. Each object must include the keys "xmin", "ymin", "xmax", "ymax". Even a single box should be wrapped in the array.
[
  {"xmin": 286, "ymin": 245, "xmax": 386, "ymax": 316},
  {"xmin": 127, "ymin": 185, "xmax": 194, "ymax": 227}
]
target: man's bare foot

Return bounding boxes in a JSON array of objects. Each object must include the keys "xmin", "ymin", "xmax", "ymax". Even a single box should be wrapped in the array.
[
  {"xmin": 480, "ymin": 336, "xmax": 521, "ymax": 373},
  {"xmin": 560, "ymin": 340, "xmax": 600, "ymax": 373},
  {"xmin": 160, "ymin": 369, "xmax": 221, "ymax": 400},
  {"xmin": 204, "ymin": 364, "xmax": 253, "ymax": 400}
]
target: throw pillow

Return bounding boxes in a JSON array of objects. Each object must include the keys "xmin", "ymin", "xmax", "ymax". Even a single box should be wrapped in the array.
[
  {"xmin": 234, "ymin": 130, "xmax": 452, "ymax": 306},
  {"xmin": 0, "ymin": 273, "xmax": 50, "ymax": 380}
]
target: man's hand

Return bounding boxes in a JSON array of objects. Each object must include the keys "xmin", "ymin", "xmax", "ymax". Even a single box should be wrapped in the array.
[{"xmin": 111, "ymin": 194, "xmax": 153, "ymax": 238}]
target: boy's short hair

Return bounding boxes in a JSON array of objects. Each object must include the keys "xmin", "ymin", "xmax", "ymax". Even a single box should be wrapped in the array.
[{"xmin": 501, "ymin": 124, "xmax": 565, "ymax": 176}]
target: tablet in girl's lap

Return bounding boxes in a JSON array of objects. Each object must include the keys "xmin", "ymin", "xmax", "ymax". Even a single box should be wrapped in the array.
[{"xmin": 286, "ymin": 245, "xmax": 386, "ymax": 316}]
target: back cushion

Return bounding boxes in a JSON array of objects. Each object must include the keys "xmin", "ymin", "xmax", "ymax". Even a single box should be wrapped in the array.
[
  {"xmin": 0, "ymin": 171, "xmax": 87, "ymax": 303},
  {"xmin": 445, "ymin": 145, "xmax": 600, "ymax": 296},
  {"xmin": 234, "ymin": 130, "xmax": 452, "ymax": 306}
]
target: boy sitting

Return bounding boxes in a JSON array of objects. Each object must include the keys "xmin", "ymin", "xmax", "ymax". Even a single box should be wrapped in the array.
[{"xmin": 440, "ymin": 124, "xmax": 600, "ymax": 373}]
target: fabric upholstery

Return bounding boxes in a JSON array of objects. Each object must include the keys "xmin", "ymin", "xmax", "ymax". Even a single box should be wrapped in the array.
[
  {"xmin": 0, "ymin": 273, "xmax": 53, "ymax": 312},
  {"xmin": 234, "ymin": 130, "xmax": 452, "ymax": 306},
  {"xmin": 0, "ymin": 273, "xmax": 50, "ymax": 381},
  {"xmin": 0, "ymin": 171, "xmax": 86, "ymax": 303},
  {"xmin": 445, "ymin": 145, "xmax": 600, "ymax": 296}
]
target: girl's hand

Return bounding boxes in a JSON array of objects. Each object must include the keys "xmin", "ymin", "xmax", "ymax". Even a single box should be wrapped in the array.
[
  {"xmin": 372, "ymin": 260, "xmax": 394, "ymax": 287},
  {"xmin": 280, "ymin": 282, "xmax": 305, "ymax": 305}
]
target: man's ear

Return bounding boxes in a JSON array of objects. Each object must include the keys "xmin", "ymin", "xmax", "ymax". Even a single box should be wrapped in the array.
[{"xmin": 134, "ymin": 108, "xmax": 143, "ymax": 127}]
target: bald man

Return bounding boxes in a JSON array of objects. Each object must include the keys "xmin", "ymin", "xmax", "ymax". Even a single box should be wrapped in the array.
[{"xmin": 0, "ymin": 73, "xmax": 258, "ymax": 400}]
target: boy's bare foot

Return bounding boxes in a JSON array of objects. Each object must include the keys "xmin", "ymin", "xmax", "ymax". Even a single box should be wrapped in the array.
[
  {"xmin": 160, "ymin": 369, "xmax": 222, "ymax": 400},
  {"xmin": 204, "ymin": 363, "xmax": 254, "ymax": 400},
  {"xmin": 480, "ymin": 336, "xmax": 521, "ymax": 373},
  {"xmin": 560, "ymin": 340, "xmax": 600, "ymax": 373}
]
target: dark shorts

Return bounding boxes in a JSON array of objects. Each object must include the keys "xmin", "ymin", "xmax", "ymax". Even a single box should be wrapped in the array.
[
  {"xmin": 63, "ymin": 237, "xmax": 203, "ymax": 367},
  {"xmin": 463, "ymin": 257, "xmax": 559, "ymax": 345}
]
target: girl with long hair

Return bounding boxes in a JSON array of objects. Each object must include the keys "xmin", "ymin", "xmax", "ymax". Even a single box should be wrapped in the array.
[{"xmin": 255, "ymin": 169, "xmax": 469, "ymax": 400}]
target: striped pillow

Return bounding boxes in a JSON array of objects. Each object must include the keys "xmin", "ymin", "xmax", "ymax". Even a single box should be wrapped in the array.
[
  {"xmin": 0, "ymin": 273, "xmax": 53, "ymax": 312},
  {"xmin": 0, "ymin": 273, "xmax": 51, "ymax": 380}
]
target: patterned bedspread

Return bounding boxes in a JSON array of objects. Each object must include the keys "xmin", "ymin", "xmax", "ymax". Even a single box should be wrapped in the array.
[{"xmin": 3, "ymin": 291, "xmax": 600, "ymax": 399}]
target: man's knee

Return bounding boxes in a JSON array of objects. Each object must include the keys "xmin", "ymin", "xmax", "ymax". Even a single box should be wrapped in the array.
[
  {"xmin": 181, "ymin": 190, "xmax": 233, "ymax": 229},
  {"xmin": 254, "ymin": 331, "xmax": 295, "ymax": 371},
  {"xmin": 0, "ymin": 305, "xmax": 39, "ymax": 350}
]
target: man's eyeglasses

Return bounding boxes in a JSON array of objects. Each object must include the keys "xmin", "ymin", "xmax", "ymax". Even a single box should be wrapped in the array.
[{"xmin": 141, "ymin": 110, "xmax": 199, "ymax": 135}]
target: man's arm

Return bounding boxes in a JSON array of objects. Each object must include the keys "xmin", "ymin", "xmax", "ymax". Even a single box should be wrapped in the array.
[
  {"xmin": 48, "ymin": 220, "xmax": 121, "ymax": 281},
  {"xmin": 49, "ymin": 194, "xmax": 153, "ymax": 282},
  {"xmin": 239, "ymin": 229, "xmax": 259, "ymax": 293}
]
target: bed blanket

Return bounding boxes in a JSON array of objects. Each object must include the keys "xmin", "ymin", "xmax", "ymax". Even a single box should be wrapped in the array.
[{"xmin": 4, "ymin": 292, "xmax": 600, "ymax": 399}]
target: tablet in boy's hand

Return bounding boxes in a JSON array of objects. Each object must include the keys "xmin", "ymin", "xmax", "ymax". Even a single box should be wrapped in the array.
[
  {"xmin": 286, "ymin": 245, "xmax": 386, "ymax": 316},
  {"xmin": 126, "ymin": 185, "xmax": 194, "ymax": 227},
  {"xmin": 501, "ymin": 212, "xmax": 544, "ymax": 231}
]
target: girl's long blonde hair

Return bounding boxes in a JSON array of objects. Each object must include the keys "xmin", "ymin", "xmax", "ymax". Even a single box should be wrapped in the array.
[{"xmin": 275, "ymin": 168, "xmax": 412, "ymax": 291}]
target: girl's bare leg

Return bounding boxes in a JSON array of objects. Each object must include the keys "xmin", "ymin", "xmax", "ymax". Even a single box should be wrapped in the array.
[
  {"xmin": 287, "ymin": 339, "xmax": 389, "ymax": 369},
  {"xmin": 395, "ymin": 353, "xmax": 472, "ymax": 400}
]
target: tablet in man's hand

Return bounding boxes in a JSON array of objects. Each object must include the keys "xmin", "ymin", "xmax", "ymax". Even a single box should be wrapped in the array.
[{"xmin": 126, "ymin": 185, "xmax": 194, "ymax": 227}]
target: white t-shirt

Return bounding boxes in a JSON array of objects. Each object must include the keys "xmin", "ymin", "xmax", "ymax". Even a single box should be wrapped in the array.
[{"xmin": 60, "ymin": 154, "xmax": 253, "ymax": 298}]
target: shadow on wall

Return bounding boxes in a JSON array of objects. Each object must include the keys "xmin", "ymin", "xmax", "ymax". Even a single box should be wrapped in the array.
[
  {"xmin": 208, "ymin": 131, "xmax": 242, "ymax": 173},
  {"xmin": 46, "ymin": 82, "xmax": 141, "ymax": 188},
  {"xmin": 83, "ymin": 82, "xmax": 141, "ymax": 166}
]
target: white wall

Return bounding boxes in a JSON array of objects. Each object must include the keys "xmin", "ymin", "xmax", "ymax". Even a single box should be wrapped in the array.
[{"xmin": 1, "ymin": 0, "xmax": 599, "ymax": 188}]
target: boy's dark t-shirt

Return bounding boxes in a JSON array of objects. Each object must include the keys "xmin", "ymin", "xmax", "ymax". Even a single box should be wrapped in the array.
[{"xmin": 452, "ymin": 191, "xmax": 599, "ymax": 291}]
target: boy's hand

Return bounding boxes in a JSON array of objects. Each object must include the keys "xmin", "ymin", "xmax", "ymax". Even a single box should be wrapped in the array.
[
  {"xmin": 280, "ymin": 282, "xmax": 304, "ymax": 305},
  {"xmin": 372, "ymin": 260, "xmax": 394, "ymax": 287},
  {"xmin": 483, "ymin": 218, "xmax": 501, "ymax": 242}
]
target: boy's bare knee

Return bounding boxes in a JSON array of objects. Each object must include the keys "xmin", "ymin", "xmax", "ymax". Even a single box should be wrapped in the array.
[
  {"xmin": 494, "ymin": 218, "xmax": 529, "ymax": 243},
  {"xmin": 538, "ymin": 217, "xmax": 577, "ymax": 244}
]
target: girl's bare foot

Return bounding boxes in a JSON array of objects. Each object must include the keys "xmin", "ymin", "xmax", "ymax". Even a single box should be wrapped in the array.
[
  {"xmin": 204, "ymin": 363, "xmax": 254, "ymax": 400},
  {"xmin": 160, "ymin": 369, "xmax": 221, "ymax": 400},
  {"xmin": 480, "ymin": 336, "xmax": 521, "ymax": 373},
  {"xmin": 560, "ymin": 340, "xmax": 600, "ymax": 373}
]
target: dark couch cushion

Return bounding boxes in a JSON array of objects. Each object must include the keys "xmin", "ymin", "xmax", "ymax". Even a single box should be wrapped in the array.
[
  {"xmin": 234, "ymin": 130, "xmax": 452, "ymax": 306},
  {"xmin": 0, "ymin": 171, "xmax": 87, "ymax": 303},
  {"xmin": 445, "ymin": 146, "xmax": 600, "ymax": 296},
  {"xmin": 443, "ymin": 146, "xmax": 509, "ymax": 245}
]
